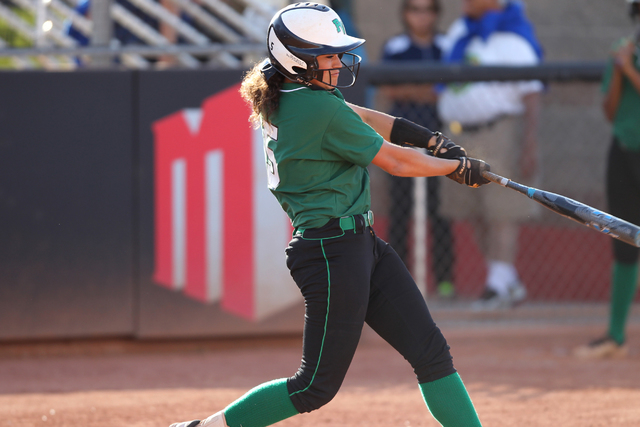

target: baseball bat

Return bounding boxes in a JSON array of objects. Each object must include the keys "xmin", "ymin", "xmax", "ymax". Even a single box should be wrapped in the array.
[{"xmin": 482, "ymin": 170, "xmax": 640, "ymax": 247}]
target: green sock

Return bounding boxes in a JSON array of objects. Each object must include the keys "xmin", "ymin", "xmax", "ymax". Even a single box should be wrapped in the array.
[
  {"xmin": 419, "ymin": 372, "xmax": 482, "ymax": 427},
  {"xmin": 223, "ymin": 378, "xmax": 299, "ymax": 427},
  {"xmin": 608, "ymin": 261, "xmax": 639, "ymax": 345}
]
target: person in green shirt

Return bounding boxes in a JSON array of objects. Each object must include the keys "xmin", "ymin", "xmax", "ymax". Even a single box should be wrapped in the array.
[
  {"xmin": 574, "ymin": 0, "xmax": 640, "ymax": 359},
  {"xmin": 170, "ymin": 4, "xmax": 490, "ymax": 427}
]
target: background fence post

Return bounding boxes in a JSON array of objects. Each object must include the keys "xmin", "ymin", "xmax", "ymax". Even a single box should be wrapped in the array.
[{"xmin": 91, "ymin": 0, "xmax": 113, "ymax": 68}]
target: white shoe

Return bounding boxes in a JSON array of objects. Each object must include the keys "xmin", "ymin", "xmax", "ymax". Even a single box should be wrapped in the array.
[
  {"xmin": 507, "ymin": 280, "xmax": 527, "ymax": 305},
  {"xmin": 472, "ymin": 281, "xmax": 527, "ymax": 311},
  {"xmin": 171, "ymin": 411, "xmax": 228, "ymax": 427}
]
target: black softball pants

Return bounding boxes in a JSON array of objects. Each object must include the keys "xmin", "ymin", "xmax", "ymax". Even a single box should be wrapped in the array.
[
  {"xmin": 607, "ymin": 138, "xmax": 640, "ymax": 263},
  {"xmin": 284, "ymin": 215, "xmax": 455, "ymax": 414}
]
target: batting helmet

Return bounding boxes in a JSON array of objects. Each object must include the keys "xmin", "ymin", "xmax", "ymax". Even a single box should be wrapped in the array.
[{"xmin": 266, "ymin": 3, "xmax": 365, "ymax": 88}]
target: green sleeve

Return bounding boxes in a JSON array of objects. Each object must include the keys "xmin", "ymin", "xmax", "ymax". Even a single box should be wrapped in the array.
[{"xmin": 322, "ymin": 102, "xmax": 384, "ymax": 168}]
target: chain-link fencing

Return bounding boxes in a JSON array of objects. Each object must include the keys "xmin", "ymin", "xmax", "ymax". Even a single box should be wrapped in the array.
[{"xmin": 364, "ymin": 63, "xmax": 639, "ymax": 326}]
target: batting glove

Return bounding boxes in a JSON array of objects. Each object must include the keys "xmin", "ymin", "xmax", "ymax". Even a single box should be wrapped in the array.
[
  {"xmin": 431, "ymin": 132, "xmax": 467, "ymax": 160},
  {"xmin": 447, "ymin": 157, "xmax": 491, "ymax": 188}
]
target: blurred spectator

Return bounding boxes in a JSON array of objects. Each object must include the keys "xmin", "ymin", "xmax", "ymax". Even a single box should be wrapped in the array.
[
  {"xmin": 574, "ymin": 0, "xmax": 640, "ymax": 359},
  {"xmin": 437, "ymin": 0, "xmax": 543, "ymax": 310},
  {"xmin": 66, "ymin": 0, "xmax": 159, "ymax": 46},
  {"xmin": 156, "ymin": 0, "xmax": 234, "ymax": 67},
  {"xmin": 158, "ymin": 0, "xmax": 178, "ymax": 42},
  {"xmin": 64, "ymin": 0, "xmax": 160, "ymax": 66},
  {"xmin": 157, "ymin": 0, "xmax": 179, "ymax": 67},
  {"xmin": 380, "ymin": 0, "xmax": 456, "ymax": 299}
]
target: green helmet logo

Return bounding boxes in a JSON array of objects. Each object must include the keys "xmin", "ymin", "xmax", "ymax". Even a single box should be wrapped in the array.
[{"xmin": 332, "ymin": 18, "xmax": 345, "ymax": 34}]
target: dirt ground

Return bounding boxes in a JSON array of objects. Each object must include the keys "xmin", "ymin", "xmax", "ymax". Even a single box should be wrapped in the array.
[{"xmin": 1, "ymin": 323, "xmax": 639, "ymax": 427}]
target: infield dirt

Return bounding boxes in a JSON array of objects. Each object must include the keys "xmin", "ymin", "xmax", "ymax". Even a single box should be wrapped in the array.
[{"xmin": 1, "ymin": 323, "xmax": 639, "ymax": 426}]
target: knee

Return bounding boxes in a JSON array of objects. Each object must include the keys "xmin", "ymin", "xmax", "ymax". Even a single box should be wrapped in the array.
[
  {"xmin": 412, "ymin": 330, "xmax": 456, "ymax": 383},
  {"xmin": 287, "ymin": 379, "xmax": 341, "ymax": 413}
]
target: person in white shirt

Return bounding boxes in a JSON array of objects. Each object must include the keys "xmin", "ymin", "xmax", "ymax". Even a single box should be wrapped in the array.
[{"xmin": 437, "ymin": 0, "xmax": 543, "ymax": 310}]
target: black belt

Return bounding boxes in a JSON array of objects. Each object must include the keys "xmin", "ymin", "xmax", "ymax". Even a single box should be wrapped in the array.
[{"xmin": 295, "ymin": 210, "xmax": 374, "ymax": 237}]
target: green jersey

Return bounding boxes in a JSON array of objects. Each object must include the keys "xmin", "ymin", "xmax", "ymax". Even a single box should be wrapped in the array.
[
  {"xmin": 261, "ymin": 83, "xmax": 384, "ymax": 229},
  {"xmin": 601, "ymin": 39, "xmax": 640, "ymax": 151}
]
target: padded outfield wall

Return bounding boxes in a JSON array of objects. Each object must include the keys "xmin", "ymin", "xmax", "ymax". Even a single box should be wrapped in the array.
[
  {"xmin": 0, "ymin": 65, "xmax": 631, "ymax": 341},
  {"xmin": 0, "ymin": 69, "xmax": 367, "ymax": 341}
]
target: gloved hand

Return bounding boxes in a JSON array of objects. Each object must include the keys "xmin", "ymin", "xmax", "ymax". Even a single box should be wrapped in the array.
[
  {"xmin": 447, "ymin": 157, "xmax": 491, "ymax": 188},
  {"xmin": 431, "ymin": 132, "xmax": 467, "ymax": 160}
]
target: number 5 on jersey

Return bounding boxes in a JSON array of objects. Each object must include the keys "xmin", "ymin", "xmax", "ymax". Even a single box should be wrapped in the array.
[{"xmin": 261, "ymin": 120, "xmax": 280, "ymax": 189}]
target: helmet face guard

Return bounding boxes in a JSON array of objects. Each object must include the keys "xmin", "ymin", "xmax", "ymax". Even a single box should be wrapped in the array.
[
  {"xmin": 267, "ymin": 3, "xmax": 365, "ymax": 88},
  {"xmin": 307, "ymin": 52, "xmax": 362, "ymax": 88}
]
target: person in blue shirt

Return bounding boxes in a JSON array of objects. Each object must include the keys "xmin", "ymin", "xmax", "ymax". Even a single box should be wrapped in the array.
[
  {"xmin": 380, "ymin": 0, "xmax": 456, "ymax": 299},
  {"xmin": 65, "ymin": 0, "xmax": 158, "ymax": 48},
  {"xmin": 438, "ymin": 0, "xmax": 543, "ymax": 311}
]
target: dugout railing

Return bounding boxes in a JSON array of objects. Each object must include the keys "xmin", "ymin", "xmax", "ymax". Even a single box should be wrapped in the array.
[{"xmin": 0, "ymin": 0, "xmax": 274, "ymax": 69}]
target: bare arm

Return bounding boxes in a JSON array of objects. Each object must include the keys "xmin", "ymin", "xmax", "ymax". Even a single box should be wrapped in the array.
[
  {"xmin": 347, "ymin": 102, "xmax": 445, "ymax": 152},
  {"xmin": 602, "ymin": 40, "xmax": 640, "ymax": 122},
  {"xmin": 346, "ymin": 102, "xmax": 397, "ymax": 141},
  {"xmin": 621, "ymin": 62, "xmax": 640, "ymax": 94},
  {"xmin": 371, "ymin": 141, "xmax": 458, "ymax": 177},
  {"xmin": 617, "ymin": 40, "xmax": 640, "ymax": 98}
]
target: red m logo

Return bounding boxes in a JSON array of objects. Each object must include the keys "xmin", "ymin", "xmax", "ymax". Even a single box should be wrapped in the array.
[{"xmin": 152, "ymin": 84, "xmax": 298, "ymax": 321}]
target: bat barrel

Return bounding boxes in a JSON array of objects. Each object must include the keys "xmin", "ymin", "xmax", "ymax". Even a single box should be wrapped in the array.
[
  {"xmin": 581, "ymin": 210, "xmax": 640, "ymax": 248},
  {"xmin": 481, "ymin": 171, "xmax": 640, "ymax": 248},
  {"xmin": 624, "ymin": 229, "xmax": 640, "ymax": 247}
]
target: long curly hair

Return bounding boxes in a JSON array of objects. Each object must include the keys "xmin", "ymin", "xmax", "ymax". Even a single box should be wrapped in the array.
[{"xmin": 240, "ymin": 61, "xmax": 285, "ymax": 128}]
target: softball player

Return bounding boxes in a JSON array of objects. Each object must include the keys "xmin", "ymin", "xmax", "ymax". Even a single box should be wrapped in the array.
[
  {"xmin": 574, "ymin": 0, "xmax": 640, "ymax": 359},
  {"xmin": 170, "ymin": 4, "xmax": 489, "ymax": 427}
]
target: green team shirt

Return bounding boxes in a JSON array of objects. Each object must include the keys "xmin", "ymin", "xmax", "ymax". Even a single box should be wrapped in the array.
[
  {"xmin": 601, "ymin": 39, "xmax": 640, "ymax": 151},
  {"xmin": 261, "ymin": 83, "xmax": 384, "ymax": 229}
]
